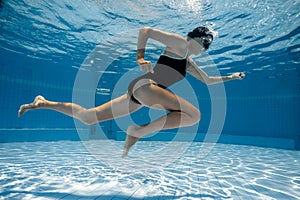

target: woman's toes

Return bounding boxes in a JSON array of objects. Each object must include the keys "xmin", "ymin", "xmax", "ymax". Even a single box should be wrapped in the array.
[
  {"xmin": 18, "ymin": 95, "xmax": 46, "ymax": 117},
  {"xmin": 122, "ymin": 126, "xmax": 139, "ymax": 158},
  {"xmin": 18, "ymin": 104, "xmax": 28, "ymax": 117}
]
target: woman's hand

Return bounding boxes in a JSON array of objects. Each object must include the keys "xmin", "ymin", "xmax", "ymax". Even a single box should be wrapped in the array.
[
  {"xmin": 137, "ymin": 59, "xmax": 154, "ymax": 73},
  {"xmin": 231, "ymin": 72, "xmax": 245, "ymax": 80}
]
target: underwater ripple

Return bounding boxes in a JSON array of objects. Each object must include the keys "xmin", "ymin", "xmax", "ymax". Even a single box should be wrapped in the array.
[
  {"xmin": 0, "ymin": 140, "xmax": 299, "ymax": 199},
  {"xmin": 0, "ymin": 0, "xmax": 299, "ymax": 77}
]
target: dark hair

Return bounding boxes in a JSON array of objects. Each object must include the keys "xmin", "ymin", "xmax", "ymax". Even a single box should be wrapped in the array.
[
  {"xmin": 188, "ymin": 26, "xmax": 213, "ymax": 38},
  {"xmin": 188, "ymin": 26, "xmax": 214, "ymax": 49}
]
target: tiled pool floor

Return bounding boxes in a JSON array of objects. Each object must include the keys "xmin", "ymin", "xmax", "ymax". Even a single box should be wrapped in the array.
[{"xmin": 0, "ymin": 140, "xmax": 299, "ymax": 199}]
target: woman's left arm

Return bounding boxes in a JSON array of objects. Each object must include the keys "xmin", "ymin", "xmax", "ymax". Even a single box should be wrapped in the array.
[{"xmin": 186, "ymin": 58, "xmax": 245, "ymax": 85}]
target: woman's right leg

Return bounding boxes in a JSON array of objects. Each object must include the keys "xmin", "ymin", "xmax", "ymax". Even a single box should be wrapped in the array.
[
  {"xmin": 18, "ymin": 94, "xmax": 142, "ymax": 125},
  {"xmin": 122, "ymin": 83, "xmax": 201, "ymax": 157}
]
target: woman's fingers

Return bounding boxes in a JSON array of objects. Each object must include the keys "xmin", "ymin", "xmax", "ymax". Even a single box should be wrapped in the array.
[
  {"xmin": 139, "ymin": 61, "xmax": 153, "ymax": 73},
  {"xmin": 239, "ymin": 72, "xmax": 245, "ymax": 79},
  {"xmin": 232, "ymin": 72, "xmax": 245, "ymax": 80}
]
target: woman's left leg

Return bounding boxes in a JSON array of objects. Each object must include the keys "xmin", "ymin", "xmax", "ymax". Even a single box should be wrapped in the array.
[{"xmin": 18, "ymin": 94, "xmax": 142, "ymax": 125}]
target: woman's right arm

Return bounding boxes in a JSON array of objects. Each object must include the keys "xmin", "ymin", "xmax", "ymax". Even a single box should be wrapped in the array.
[
  {"xmin": 136, "ymin": 27, "xmax": 187, "ymax": 64},
  {"xmin": 136, "ymin": 27, "xmax": 153, "ymax": 73},
  {"xmin": 136, "ymin": 27, "xmax": 149, "ymax": 64}
]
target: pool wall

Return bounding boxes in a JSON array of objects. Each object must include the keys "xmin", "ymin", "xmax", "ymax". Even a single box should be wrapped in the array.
[{"xmin": 1, "ymin": 50, "xmax": 299, "ymax": 150}]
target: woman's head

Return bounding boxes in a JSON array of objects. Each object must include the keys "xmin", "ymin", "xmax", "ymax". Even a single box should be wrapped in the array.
[{"xmin": 187, "ymin": 26, "xmax": 217, "ymax": 50}]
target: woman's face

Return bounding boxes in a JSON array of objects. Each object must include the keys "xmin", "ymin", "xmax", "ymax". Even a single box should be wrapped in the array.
[
  {"xmin": 194, "ymin": 35, "xmax": 213, "ymax": 49},
  {"xmin": 190, "ymin": 35, "xmax": 213, "ymax": 55},
  {"xmin": 189, "ymin": 37, "xmax": 206, "ymax": 55}
]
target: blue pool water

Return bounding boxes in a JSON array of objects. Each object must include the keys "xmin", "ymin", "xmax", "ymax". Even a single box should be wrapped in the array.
[
  {"xmin": 0, "ymin": 0, "xmax": 299, "ymax": 146},
  {"xmin": 0, "ymin": 0, "xmax": 300, "ymax": 199}
]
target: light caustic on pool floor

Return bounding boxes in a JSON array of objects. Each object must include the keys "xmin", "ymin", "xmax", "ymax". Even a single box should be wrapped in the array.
[{"xmin": 0, "ymin": 140, "xmax": 299, "ymax": 199}]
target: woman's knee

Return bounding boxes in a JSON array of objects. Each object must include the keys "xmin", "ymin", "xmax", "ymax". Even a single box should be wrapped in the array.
[
  {"xmin": 193, "ymin": 109, "xmax": 201, "ymax": 124},
  {"xmin": 186, "ymin": 108, "xmax": 201, "ymax": 125},
  {"xmin": 76, "ymin": 110, "xmax": 97, "ymax": 125}
]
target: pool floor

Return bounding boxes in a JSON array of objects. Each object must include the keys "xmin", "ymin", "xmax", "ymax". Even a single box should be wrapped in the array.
[{"xmin": 0, "ymin": 140, "xmax": 299, "ymax": 200}]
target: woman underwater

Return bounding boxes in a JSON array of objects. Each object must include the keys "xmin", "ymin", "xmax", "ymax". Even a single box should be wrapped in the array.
[{"xmin": 18, "ymin": 26, "xmax": 245, "ymax": 157}]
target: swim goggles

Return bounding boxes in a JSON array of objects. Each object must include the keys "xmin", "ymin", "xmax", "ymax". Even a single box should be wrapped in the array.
[{"xmin": 193, "ymin": 35, "xmax": 213, "ymax": 50}]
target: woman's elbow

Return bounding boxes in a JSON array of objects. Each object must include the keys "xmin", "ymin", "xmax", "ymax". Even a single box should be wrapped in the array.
[
  {"xmin": 206, "ymin": 81, "xmax": 215, "ymax": 85},
  {"xmin": 140, "ymin": 27, "xmax": 150, "ymax": 36},
  {"xmin": 203, "ymin": 77, "xmax": 214, "ymax": 85}
]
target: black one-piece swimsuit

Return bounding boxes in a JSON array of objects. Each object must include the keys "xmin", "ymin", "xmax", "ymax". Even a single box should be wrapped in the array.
[{"xmin": 128, "ymin": 54, "xmax": 188, "ymax": 105}]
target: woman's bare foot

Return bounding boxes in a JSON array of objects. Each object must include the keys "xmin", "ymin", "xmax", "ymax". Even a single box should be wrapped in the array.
[
  {"xmin": 122, "ymin": 126, "xmax": 140, "ymax": 158},
  {"xmin": 18, "ymin": 95, "xmax": 46, "ymax": 117}
]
